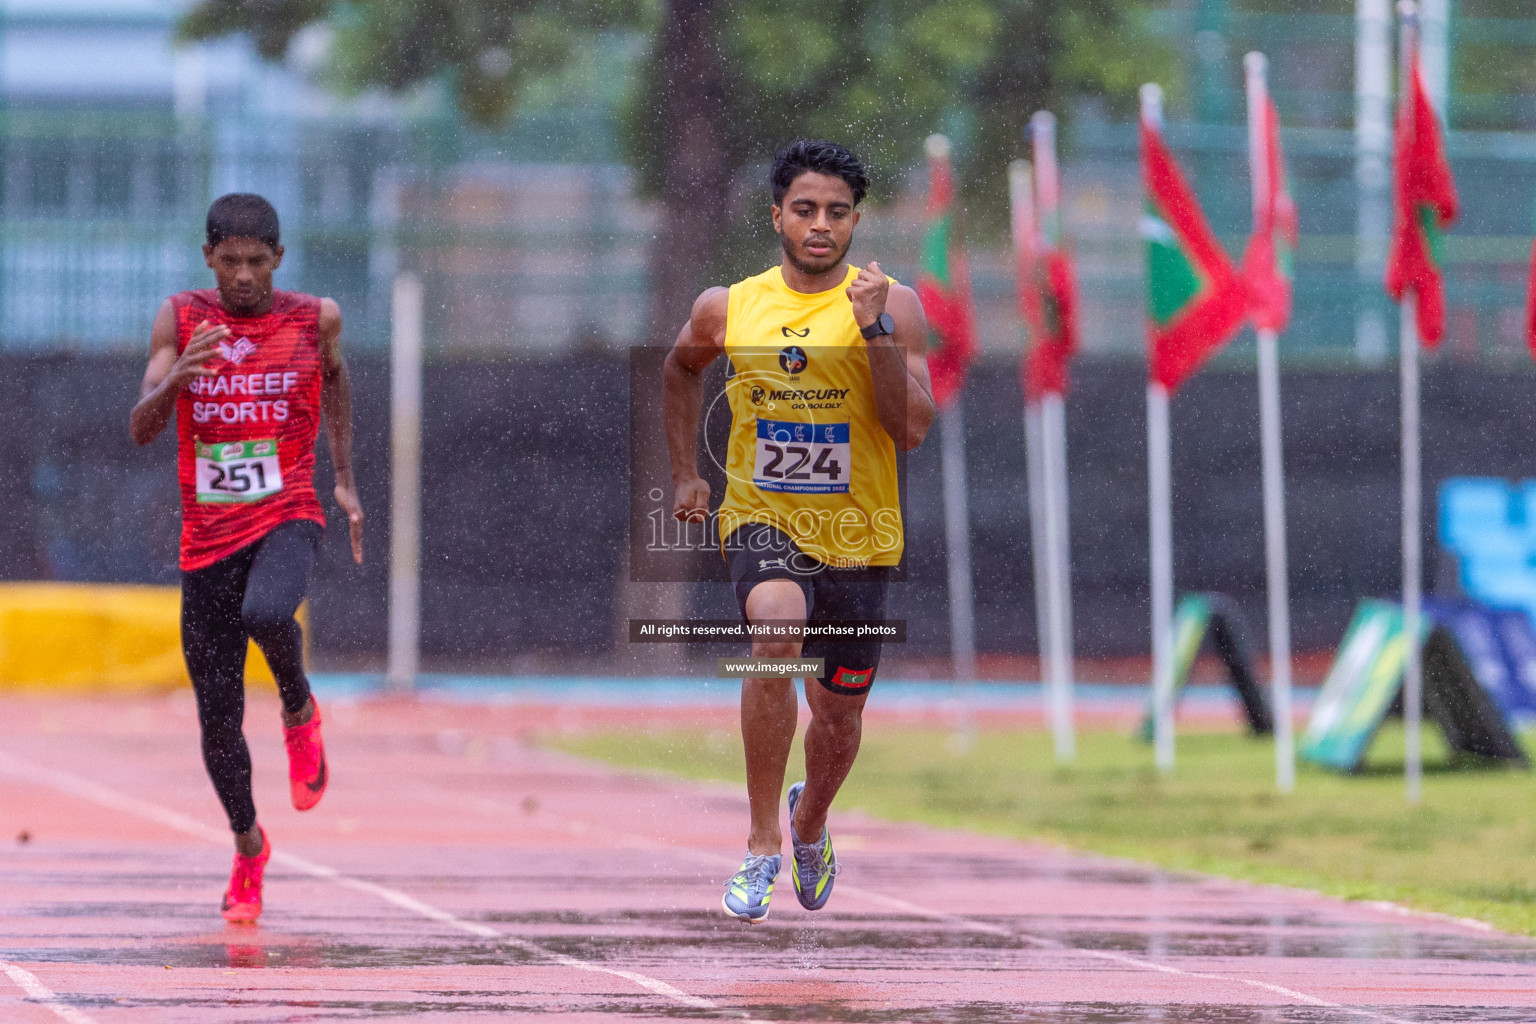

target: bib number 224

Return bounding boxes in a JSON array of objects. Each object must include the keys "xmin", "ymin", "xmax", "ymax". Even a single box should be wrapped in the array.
[
  {"xmin": 195, "ymin": 439, "xmax": 284, "ymax": 503},
  {"xmin": 753, "ymin": 419, "xmax": 850, "ymax": 494}
]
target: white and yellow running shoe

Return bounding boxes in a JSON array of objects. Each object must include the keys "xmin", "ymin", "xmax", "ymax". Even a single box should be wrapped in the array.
[
  {"xmin": 787, "ymin": 781, "xmax": 840, "ymax": 911},
  {"xmin": 722, "ymin": 853, "xmax": 781, "ymax": 923}
]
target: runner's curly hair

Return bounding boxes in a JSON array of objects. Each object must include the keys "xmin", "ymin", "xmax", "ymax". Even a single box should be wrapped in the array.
[{"xmin": 770, "ymin": 140, "xmax": 870, "ymax": 207}]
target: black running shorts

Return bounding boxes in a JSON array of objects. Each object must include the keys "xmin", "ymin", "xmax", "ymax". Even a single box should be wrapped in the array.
[{"xmin": 726, "ymin": 522, "xmax": 890, "ymax": 696}]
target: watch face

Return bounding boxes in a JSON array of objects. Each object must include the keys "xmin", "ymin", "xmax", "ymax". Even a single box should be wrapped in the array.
[{"xmin": 862, "ymin": 312, "xmax": 896, "ymax": 339}]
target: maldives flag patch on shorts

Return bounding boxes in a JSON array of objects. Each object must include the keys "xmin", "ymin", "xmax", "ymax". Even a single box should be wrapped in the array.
[{"xmin": 831, "ymin": 666, "xmax": 874, "ymax": 690}]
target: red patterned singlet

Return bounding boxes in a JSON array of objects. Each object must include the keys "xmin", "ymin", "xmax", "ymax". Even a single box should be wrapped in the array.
[{"xmin": 173, "ymin": 289, "xmax": 326, "ymax": 571}]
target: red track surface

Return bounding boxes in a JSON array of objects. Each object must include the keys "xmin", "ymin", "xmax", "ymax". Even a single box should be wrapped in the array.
[{"xmin": 4, "ymin": 694, "xmax": 1536, "ymax": 1023}]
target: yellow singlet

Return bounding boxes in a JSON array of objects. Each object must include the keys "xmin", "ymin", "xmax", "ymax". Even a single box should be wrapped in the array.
[{"xmin": 717, "ymin": 264, "xmax": 903, "ymax": 568}]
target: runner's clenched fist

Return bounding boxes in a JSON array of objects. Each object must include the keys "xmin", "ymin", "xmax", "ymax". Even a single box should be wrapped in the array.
[{"xmin": 846, "ymin": 261, "xmax": 890, "ymax": 330}]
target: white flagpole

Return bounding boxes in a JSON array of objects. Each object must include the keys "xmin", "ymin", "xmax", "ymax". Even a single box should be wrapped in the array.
[
  {"xmin": 940, "ymin": 397, "xmax": 978, "ymax": 742},
  {"xmin": 1258, "ymin": 334, "xmax": 1293, "ymax": 789},
  {"xmin": 1032, "ymin": 110, "xmax": 1076, "ymax": 763},
  {"xmin": 1011, "ymin": 159, "xmax": 1055, "ymax": 726},
  {"xmin": 1396, "ymin": 0, "xmax": 1424, "ymax": 805},
  {"xmin": 387, "ymin": 272, "xmax": 424, "ymax": 692},
  {"xmin": 1419, "ymin": 0, "xmax": 1449, "ymax": 113},
  {"xmin": 1245, "ymin": 52, "xmax": 1296, "ymax": 794},
  {"xmin": 1041, "ymin": 391, "xmax": 1075, "ymax": 762},
  {"xmin": 939, "ymin": 400, "xmax": 978, "ymax": 684},
  {"xmin": 1141, "ymin": 83, "xmax": 1176, "ymax": 774},
  {"xmin": 1147, "ymin": 381, "xmax": 1175, "ymax": 774},
  {"xmin": 928, "ymin": 134, "xmax": 977, "ymax": 747},
  {"xmin": 1023, "ymin": 399, "xmax": 1051, "ymax": 685},
  {"xmin": 1355, "ymin": 0, "xmax": 1393, "ymax": 365},
  {"xmin": 1402, "ymin": 292, "xmax": 1423, "ymax": 803}
]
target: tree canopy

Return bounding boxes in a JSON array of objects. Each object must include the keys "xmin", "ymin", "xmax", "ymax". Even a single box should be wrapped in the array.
[
  {"xmin": 180, "ymin": 1, "xmax": 649, "ymax": 124},
  {"xmin": 182, "ymin": 0, "xmax": 1166, "ymax": 334},
  {"xmin": 182, "ymin": 0, "xmax": 1164, "ymax": 209}
]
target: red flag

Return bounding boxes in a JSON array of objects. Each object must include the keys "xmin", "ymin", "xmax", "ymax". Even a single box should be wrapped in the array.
[
  {"xmin": 1383, "ymin": 51, "xmax": 1458, "ymax": 346},
  {"xmin": 915, "ymin": 135, "xmax": 977, "ymax": 409},
  {"xmin": 1242, "ymin": 96, "xmax": 1298, "ymax": 333},
  {"xmin": 1141, "ymin": 116, "xmax": 1249, "ymax": 393},
  {"xmin": 1024, "ymin": 251, "xmax": 1080, "ymax": 400},
  {"xmin": 1013, "ymin": 147, "xmax": 1080, "ymax": 401},
  {"xmin": 1524, "ymin": 239, "xmax": 1536, "ymax": 364}
]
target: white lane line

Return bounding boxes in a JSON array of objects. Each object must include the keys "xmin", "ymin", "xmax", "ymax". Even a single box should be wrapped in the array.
[
  {"xmin": 427, "ymin": 773, "xmax": 1422, "ymax": 1024},
  {"xmin": 0, "ymin": 751, "xmax": 764, "ymax": 1022},
  {"xmin": 832, "ymin": 877, "xmax": 1427, "ymax": 1022},
  {"xmin": 0, "ymin": 959, "xmax": 101, "ymax": 1024}
]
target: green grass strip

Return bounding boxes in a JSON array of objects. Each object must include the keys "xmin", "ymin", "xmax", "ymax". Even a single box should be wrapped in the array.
[{"xmin": 547, "ymin": 722, "xmax": 1536, "ymax": 935}]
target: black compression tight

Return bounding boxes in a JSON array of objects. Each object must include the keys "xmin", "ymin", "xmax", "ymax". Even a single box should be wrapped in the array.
[{"xmin": 182, "ymin": 519, "xmax": 320, "ymax": 834}]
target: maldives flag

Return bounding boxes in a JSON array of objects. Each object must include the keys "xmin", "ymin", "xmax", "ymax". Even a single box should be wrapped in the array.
[
  {"xmin": 1242, "ymin": 96, "xmax": 1298, "ymax": 333},
  {"xmin": 1012, "ymin": 160, "xmax": 1078, "ymax": 400},
  {"xmin": 1383, "ymin": 51, "xmax": 1458, "ymax": 346},
  {"xmin": 1141, "ymin": 117, "xmax": 1249, "ymax": 392},
  {"xmin": 1023, "ymin": 250, "xmax": 1080, "ymax": 399},
  {"xmin": 915, "ymin": 135, "xmax": 977, "ymax": 410}
]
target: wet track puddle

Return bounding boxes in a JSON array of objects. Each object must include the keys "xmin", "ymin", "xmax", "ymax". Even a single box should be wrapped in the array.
[
  {"xmin": 6, "ymin": 704, "xmax": 1536, "ymax": 1022},
  {"xmin": 10, "ymin": 888, "xmax": 1536, "ymax": 1022}
]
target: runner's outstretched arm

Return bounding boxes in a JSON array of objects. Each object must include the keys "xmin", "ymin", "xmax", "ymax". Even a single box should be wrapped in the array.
[
  {"xmin": 847, "ymin": 263, "xmax": 934, "ymax": 451},
  {"xmin": 318, "ymin": 298, "xmax": 363, "ymax": 564},
  {"xmin": 663, "ymin": 287, "xmax": 728, "ymax": 523},
  {"xmin": 129, "ymin": 301, "xmax": 227, "ymax": 445}
]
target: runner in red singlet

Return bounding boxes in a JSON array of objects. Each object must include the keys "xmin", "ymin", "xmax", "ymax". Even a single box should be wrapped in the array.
[{"xmin": 129, "ymin": 193, "xmax": 363, "ymax": 923}]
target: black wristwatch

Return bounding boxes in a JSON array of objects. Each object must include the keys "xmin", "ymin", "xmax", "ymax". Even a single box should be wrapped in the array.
[{"xmin": 859, "ymin": 312, "xmax": 896, "ymax": 340}]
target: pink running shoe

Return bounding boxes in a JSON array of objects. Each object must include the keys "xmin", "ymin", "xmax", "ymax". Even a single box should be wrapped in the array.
[
  {"xmin": 221, "ymin": 827, "xmax": 269, "ymax": 924},
  {"xmin": 284, "ymin": 700, "xmax": 328, "ymax": 811}
]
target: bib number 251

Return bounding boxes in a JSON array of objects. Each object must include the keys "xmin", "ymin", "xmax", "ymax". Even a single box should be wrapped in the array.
[
  {"xmin": 195, "ymin": 439, "xmax": 284, "ymax": 504},
  {"xmin": 753, "ymin": 419, "xmax": 850, "ymax": 494}
]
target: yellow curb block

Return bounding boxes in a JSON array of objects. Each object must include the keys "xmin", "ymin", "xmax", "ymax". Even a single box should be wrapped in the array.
[{"xmin": 0, "ymin": 583, "xmax": 303, "ymax": 692}]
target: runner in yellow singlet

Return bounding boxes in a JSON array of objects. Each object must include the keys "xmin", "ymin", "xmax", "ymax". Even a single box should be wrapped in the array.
[{"xmin": 663, "ymin": 140, "xmax": 935, "ymax": 923}]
